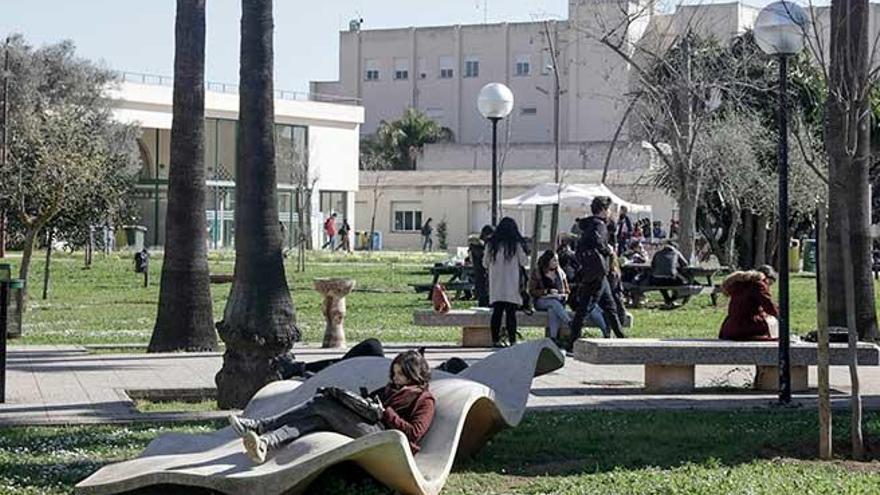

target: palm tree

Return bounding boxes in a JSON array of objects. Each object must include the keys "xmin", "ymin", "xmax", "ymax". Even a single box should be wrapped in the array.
[
  {"xmin": 215, "ymin": 0, "xmax": 299, "ymax": 409},
  {"xmin": 149, "ymin": 0, "xmax": 216, "ymax": 353},
  {"xmin": 375, "ymin": 108, "xmax": 449, "ymax": 170}
]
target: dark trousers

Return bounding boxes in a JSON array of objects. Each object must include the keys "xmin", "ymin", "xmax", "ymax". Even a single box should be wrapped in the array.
[
  {"xmin": 571, "ymin": 278, "xmax": 625, "ymax": 340},
  {"xmin": 474, "ymin": 269, "xmax": 489, "ymax": 307},
  {"xmin": 490, "ymin": 301, "xmax": 519, "ymax": 344},
  {"xmin": 256, "ymin": 395, "xmax": 383, "ymax": 449}
]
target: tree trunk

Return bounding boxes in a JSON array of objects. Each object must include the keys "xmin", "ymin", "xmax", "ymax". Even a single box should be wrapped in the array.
[
  {"xmin": 850, "ymin": 121, "xmax": 878, "ymax": 340},
  {"xmin": 754, "ymin": 215, "xmax": 767, "ymax": 267},
  {"xmin": 42, "ymin": 229, "xmax": 52, "ymax": 300},
  {"xmin": 369, "ymin": 188, "xmax": 379, "ymax": 252},
  {"xmin": 817, "ymin": 202, "xmax": 832, "ymax": 460},
  {"xmin": 740, "ymin": 209, "xmax": 754, "ymax": 268},
  {"xmin": 216, "ymin": 0, "xmax": 299, "ymax": 410},
  {"xmin": 677, "ymin": 191, "xmax": 697, "ymax": 263},
  {"xmin": 149, "ymin": 0, "xmax": 217, "ymax": 353},
  {"xmin": 17, "ymin": 224, "xmax": 41, "ymax": 311}
]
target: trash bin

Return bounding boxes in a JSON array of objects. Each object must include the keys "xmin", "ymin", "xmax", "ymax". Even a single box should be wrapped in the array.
[
  {"xmin": 371, "ymin": 231, "xmax": 383, "ymax": 251},
  {"xmin": 802, "ymin": 239, "xmax": 817, "ymax": 273},
  {"xmin": 122, "ymin": 225, "xmax": 147, "ymax": 252},
  {"xmin": 789, "ymin": 239, "xmax": 801, "ymax": 273},
  {"xmin": 0, "ymin": 277, "xmax": 24, "ymax": 339}
]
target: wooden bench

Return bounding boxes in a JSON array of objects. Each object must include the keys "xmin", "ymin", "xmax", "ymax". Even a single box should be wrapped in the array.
[
  {"xmin": 413, "ymin": 309, "xmax": 633, "ymax": 347},
  {"xmin": 573, "ymin": 338, "xmax": 880, "ymax": 393},
  {"xmin": 622, "ymin": 283, "xmax": 706, "ymax": 308},
  {"xmin": 209, "ymin": 273, "xmax": 234, "ymax": 284}
]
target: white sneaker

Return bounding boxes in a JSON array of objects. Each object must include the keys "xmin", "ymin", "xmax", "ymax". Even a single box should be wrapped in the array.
[{"xmin": 243, "ymin": 431, "xmax": 268, "ymax": 464}]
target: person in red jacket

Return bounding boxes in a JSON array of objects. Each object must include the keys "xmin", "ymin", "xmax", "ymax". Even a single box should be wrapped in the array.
[
  {"xmin": 228, "ymin": 350, "xmax": 436, "ymax": 463},
  {"xmin": 718, "ymin": 267, "xmax": 779, "ymax": 341}
]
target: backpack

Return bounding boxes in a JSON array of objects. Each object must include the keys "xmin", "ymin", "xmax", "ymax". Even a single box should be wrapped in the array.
[{"xmin": 432, "ymin": 284, "xmax": 451, "ymax": 313}]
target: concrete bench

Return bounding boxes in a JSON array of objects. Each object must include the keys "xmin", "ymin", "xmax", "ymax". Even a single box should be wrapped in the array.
[
  {"xmin": 573, "ymin": 338, "xmax": 880, "ymax": 393},
  {"xmin": 414, "ymin": 309, "xmax": 633, "ymax": 347}
]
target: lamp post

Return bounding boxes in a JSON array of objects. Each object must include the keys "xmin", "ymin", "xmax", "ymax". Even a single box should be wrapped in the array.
[
  {"xmin": 478, "ymin": 83, "xmax": 514, "ymax": 226},
  {"xmin": 755, "ymin": 0, "xmax": 807, "ymax": 405}
]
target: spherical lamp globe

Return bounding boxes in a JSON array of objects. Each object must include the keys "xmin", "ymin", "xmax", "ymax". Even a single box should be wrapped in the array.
[
  {"xmin": 754, "ymin": 1, "xmax": 808, "ymax": 55},
  {"xmin": 477, "ymin": 83, "xmax": 514, "ymax": 119}
]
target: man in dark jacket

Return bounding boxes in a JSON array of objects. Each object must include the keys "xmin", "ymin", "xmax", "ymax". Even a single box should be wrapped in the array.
[{"xmin": 568, "ymin": 196, "xmax": 626, "ymax": 349}]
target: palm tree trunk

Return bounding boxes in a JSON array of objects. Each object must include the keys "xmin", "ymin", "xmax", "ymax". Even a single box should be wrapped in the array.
[
  {"xmin": 216, "ymin": 0, "xmax": 299, "ymax": 409},
  {"xmin": 149, "ymin": 0, "xmax": 216, "ymax": 353}
]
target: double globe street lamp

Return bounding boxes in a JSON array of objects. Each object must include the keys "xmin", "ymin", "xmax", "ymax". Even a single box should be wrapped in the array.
[
  {"xmin": 754, "ymin": 0, "xmax": 808, "ymax": 405},
  {"xmin": 478, "ymin": 83, "xmax": 514, "ymax": 227}
]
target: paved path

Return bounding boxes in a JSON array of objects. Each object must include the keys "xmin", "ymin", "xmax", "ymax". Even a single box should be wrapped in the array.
[{"xmin": 1, "ymin": 343, "xmax": 879, "ymax": 426}]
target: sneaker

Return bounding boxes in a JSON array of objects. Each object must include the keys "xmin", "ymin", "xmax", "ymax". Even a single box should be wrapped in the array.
[
  {"xmin": 243, "ymin": 431, "xmax": 269, "ymax": 464},
  {"xmin": 228, "ymin": 415, "xmax": 259, "ymax": 437}
]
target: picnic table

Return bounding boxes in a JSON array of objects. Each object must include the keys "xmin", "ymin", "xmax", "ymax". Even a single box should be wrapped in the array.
[
  {"xmin": 620, "ymin": 263, "xmax": 728, "ymax": 308},
  {"xmin": 410, "ymin": 264, "xmax": 475, "ymax": 300}
]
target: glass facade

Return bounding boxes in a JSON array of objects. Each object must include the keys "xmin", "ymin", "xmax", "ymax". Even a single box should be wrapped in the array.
[{"xmin": 135, "ymin": 119, "xmax": 319, "ymax": 249}]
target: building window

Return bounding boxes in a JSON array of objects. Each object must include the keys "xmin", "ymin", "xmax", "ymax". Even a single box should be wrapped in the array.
[
  {"xmin": 392, "ymin": 203, "xmax": 423, "ymax": 232},
  {"xmin": 394, "ymin": 58, "xmax": 409, "ymax": 80},
  {"xmin": 520, "ymin": 106, "xmax": 537, "ymax": 116},
  {"xmin": 515, "ymin": 55, "xmax": 531, "ymax": 76},
  {"xmin": 464, "ymin": 57, "xmax": 479, "ymax": 78},
  {"xmin": 439, "ymin": 56, "xmax": 454, "ymax": 79},
  {"xmin": 365, "ymin": 59, "xmax": 380, "ymax": 81}
]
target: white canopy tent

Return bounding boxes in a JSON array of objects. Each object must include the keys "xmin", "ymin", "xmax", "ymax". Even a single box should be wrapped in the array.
[
  {"xmin": 501, "ymin": 183, "xmax": 654, "ymax": 265},
  {"xmin": 501, "ymin": 182, "xmax": 652, "ymax": 214}
]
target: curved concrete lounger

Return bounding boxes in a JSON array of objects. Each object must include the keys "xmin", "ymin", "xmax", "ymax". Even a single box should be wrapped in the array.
[{"xmin": 76, "ymin": 339, "xmax": 564, "ymax": 495}]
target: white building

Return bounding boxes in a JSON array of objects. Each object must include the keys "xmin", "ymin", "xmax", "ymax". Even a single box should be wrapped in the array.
[{"xmin": 107, "ymin": 73, "xmax": 364, "ymax": 249}]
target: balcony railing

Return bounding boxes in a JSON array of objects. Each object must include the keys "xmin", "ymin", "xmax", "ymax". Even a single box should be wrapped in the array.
[{"xmin": 120, "ymin": 71, "xmax": 361, "ymax": 106}]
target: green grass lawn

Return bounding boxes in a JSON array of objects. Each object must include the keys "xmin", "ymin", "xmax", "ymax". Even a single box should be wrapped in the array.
[
  {"xmin": 1, "ymin": 410, "xmax": 879, "ymax": 494},
  {"xmin": 0, "ymin": 250, "xmax": 848, "ymax": 346}
]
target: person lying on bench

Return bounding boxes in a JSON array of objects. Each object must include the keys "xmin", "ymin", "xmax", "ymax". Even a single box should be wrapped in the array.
[
  {"xmin": 229, "ymin": 350, "xmax": 436, "ymax": 464},
  {"xmin": 718, "ymin": 266, "xmax": 779, "ymax": 341}
]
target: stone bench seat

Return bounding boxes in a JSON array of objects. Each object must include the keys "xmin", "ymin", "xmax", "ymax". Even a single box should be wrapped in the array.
[
  {"xmin": 413, "ymin": 309, "xmax": 633, "ymax": 347},
  {"xmin": 573, "ymin": 338, "xmax": 880, "ymax": 393}
]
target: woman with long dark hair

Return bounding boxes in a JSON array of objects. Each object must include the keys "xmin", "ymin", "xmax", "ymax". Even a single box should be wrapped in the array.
[
  {"xmin": 483, "ymin": 217, "xmax": 529, "ymax": 346},
  {"xmin": 528, "ymin": 250, "xmax": 571, "ymax": 345}
]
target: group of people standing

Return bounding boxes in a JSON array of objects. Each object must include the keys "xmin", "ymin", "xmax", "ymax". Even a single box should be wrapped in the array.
[
  {"xmin": 322, "ymin": 213, "xmax": 353, "ymax": 252},
  {"xmin": 470, "ymin": 196, "xmax": 628, "ymax": 350}
]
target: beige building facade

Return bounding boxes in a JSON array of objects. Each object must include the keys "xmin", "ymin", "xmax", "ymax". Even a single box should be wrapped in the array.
[{"xmin": 319, "ymin": 1, "xmax": 870, "ymax": 250}]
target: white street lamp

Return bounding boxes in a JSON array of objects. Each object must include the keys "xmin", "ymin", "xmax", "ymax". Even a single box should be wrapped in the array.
[
  {"xmin": 478, "ymin": 83, "xmax": 514, "ymax": 226},
  {"xmin": 755, "ymin": 0, "xmax": 807, "ymax": 405}
]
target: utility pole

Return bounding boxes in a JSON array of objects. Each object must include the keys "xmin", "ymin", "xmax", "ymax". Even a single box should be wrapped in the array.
[
  {"xmin": 543, "ymin": 21, "xmax": 562, "ymax": 247},
  {"xmin": 0, "ymin": 37, "xmax": 9, "ymax": 259}
]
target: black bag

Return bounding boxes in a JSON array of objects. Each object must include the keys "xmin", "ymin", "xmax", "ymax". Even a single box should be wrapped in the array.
[
  {"xmin": 802, "ymin": 328, "xmax": 850, "ymax": 343},
  {"xmin": 579, "ymin": 248, "xmax": 608, "ymax": 283},
  {"xmin": 317, "ymin": 386, "xmax": 384, "ymax": 423}
]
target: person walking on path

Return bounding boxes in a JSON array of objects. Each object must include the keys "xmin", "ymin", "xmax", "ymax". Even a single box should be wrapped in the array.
[
  {"xmin": 336, "ymin": 218, "xmax": 352, "ymax": 253},
  {"xmin": 469, "ymin": 225, "xmax": 494, "ymax": 307},
  {"xmin": 483, "ymin": 217, "xmax": 529, "ymax": 347},
  {"xmin": 569, "ymin": 197, "xmax": 626, "ymax": 347},
  {"xmin": 718, "ymin": 266, "xmax": 779, "ymax": 341},
  {"xmin": 322, "ymin": 213, "xmax": 338, "ymax": 250},
  {"xmin": 529, "ymin": 250, "xmax": 572, "ymax": 346},
  {"xmin": 421, "ymin": 218, "xmax": 434, "ymax": 252}
]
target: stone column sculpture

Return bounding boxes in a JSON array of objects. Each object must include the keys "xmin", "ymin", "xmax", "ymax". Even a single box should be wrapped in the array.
[{"xmin": 313, "ymin": 278, "xmax": 356, "ymax": 348}]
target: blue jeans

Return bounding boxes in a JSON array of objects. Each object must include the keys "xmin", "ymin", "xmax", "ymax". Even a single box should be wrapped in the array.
[{"xmin": 534, "ymin": 296, "xmax": 572, "ymax": 339}]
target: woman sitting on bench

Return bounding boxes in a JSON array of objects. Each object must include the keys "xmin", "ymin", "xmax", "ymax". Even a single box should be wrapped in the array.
[
  {"xmin": 228, "ymin": 350, "xmax": 436, "ymax": 464},
  {"xmin": 529, "ymin": 250, "xmax": 573, "ymax": 346},
  {"xmin": 718, "ymin": 266, "xmax": 779, "ymax": 341}
]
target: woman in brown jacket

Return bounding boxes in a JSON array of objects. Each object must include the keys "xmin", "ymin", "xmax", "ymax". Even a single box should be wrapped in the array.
[
  {"xmin": 529, "ymin": 250, "xmax": 572, "ymax": 343},
  {"xmin": 718, "ymin": 269, "xmax": 779, "ymax": 341}
]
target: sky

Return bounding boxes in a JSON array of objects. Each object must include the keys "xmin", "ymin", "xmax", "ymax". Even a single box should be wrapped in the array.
[{"xmin": 1, "ymin": 0, "xmax": 785, "ymax": 93}]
